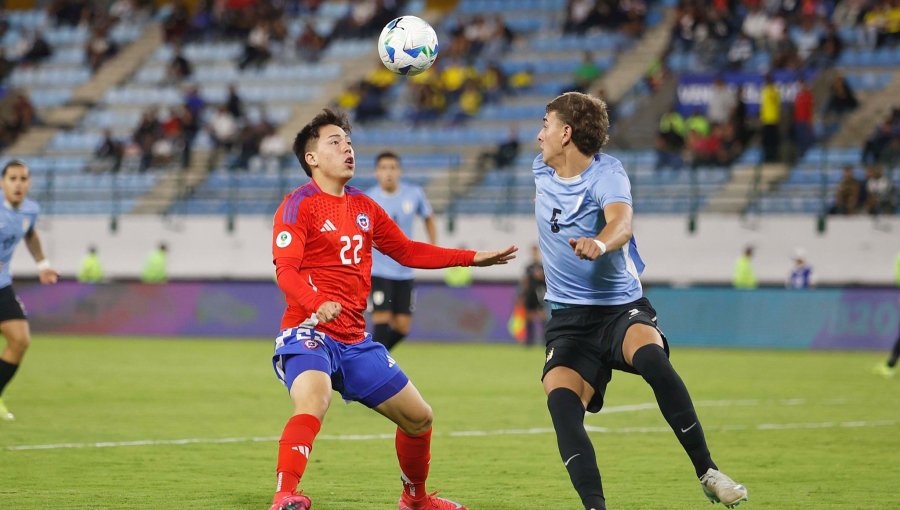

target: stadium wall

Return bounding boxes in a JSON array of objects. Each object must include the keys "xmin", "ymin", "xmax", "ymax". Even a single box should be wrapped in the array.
[
  {"xmin": 19, "ymin": 214, "xmax": 900, "ymax": 285},
  {"xmin": 19, "ymin": 281, "xmax": 899, "ymax": 350}
]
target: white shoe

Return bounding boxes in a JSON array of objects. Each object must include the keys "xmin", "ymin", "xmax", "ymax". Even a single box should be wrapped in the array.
[
  {"xmin": 700, "ymin": 468, "xmax": 748, "ymax": 508},
  {"xmin": 0, "ymin": 398, "xmax": 14, "ymax": 421}
]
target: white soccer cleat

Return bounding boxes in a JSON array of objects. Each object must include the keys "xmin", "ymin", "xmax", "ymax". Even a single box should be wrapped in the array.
[
  {"xmin": 700, "ymin": 468, "xmax": 748, "ymax": 508},
  {"xmin": 0, "ymin": 398, "xmax": 15, "ymax": 421}
]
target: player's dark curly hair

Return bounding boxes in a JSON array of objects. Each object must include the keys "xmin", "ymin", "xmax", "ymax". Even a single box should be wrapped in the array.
[
  {"xmin": 545, "ymin": 92, "xmax": 609, "ymax": 155},
  {"xmin": 2, "ymin": 159, "xmax": 28, "ymax": 177},
  {"xmin": 293, "ymin": 109, "xmax": 351, "ymax": 177}
]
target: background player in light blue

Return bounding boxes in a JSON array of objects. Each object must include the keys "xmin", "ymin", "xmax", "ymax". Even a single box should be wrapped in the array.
[
  {"xmin": 0, "ymin": 160, "xmax": 58, "ymax": 421},
  {"xmin": 366, "ymin": 152, "xmax": 436, "ymax": 351},
  {"xmin": 534, "ymin": 93, "xmax": 747, "ymax": 509}
]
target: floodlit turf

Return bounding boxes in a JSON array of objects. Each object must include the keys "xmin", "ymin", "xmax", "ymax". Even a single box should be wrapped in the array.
[{"xmin": 1, "ymin": 336, "xmax": 898, "ymax": 509}]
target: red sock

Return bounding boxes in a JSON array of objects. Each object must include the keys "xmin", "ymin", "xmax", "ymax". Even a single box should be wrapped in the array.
[
  {"xmin": 273, "ymin": 414, "xmax": 321, "ymax": 502},
  {"xmin": 396, "ymin": 428, "xmax": 432, "ymax": 501}
]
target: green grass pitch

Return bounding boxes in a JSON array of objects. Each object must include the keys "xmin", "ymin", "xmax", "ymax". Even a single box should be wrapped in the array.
[{"xmin": 0, "ymin": 336, "xmax": 898, "ymax": 509}]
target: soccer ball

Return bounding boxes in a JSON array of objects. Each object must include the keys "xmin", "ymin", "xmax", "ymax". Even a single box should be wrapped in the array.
[{"xmin": 377, "ymin": 16, "xmax": 439, "ymax": 76}]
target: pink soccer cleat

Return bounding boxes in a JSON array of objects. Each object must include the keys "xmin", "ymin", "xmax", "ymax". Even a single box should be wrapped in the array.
[
  {"xmin": 399, "ymin": 491, "xmax": 467, "ymax": 510},
  {"xmin": 268, "ymin": 493, "xmax": 311, "ymax": 510}
]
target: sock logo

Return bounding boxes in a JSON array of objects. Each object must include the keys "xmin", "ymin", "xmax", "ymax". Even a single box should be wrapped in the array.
[
  {"xmin": 564, "ymin": 453, "xmax": 581, "ymax": 466},
  {"xmin": 291, "ymin": 445, "xmax": 310, "ymax": 458},
  {"xmin": 680, "ymin": 422, "xmax": 697, "ymax": 433}
]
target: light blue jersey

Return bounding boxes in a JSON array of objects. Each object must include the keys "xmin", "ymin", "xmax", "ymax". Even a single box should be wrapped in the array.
[
  {"xmin": 366, "ymin": 182, "xmax": 433, "ymax": 280},
  {"xmin": 0, "ymin": 199, "xmax": 40, "ymax": 289},
  {"xmin": 534, "ymin": 153, "xmax": 645, "ymax": 306}
]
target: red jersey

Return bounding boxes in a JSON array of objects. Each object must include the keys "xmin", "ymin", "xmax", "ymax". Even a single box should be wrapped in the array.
[{"xmin": 273, "ymin": 180, "xmax": 475, "ymax": 343}]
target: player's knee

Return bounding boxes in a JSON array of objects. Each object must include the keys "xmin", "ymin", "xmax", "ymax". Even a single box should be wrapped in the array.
[
  {"xmin": 404, "ymin": 404, "xmax": 433, "ymax": 435},
  {"xmin": 630, "ymin": 344, "xmax": 673, "ymax": 384},
  {"xmin": 6, "ymin": 333, "xmax": 30, "ymax": 355}
]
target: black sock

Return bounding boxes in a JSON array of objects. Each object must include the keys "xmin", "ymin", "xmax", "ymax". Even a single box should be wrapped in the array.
[
  {"xmin": 631, "ymin": 344, "xmax": 716, "ymax": 478},
  {"xmin": 888, "ymin": 335, "xmax": 900, "ymax": 368},
  {"xmin": 373, "ymin": 323, "xmax": 391, "ymax": 348},
  {"xmin": 525, "ymin": 319, "xmax": 536, "ymax": 345},
  {"xmin": 0, "ymin": 359, "xmax": 20, "ymax": 396},
  {"xmin": 385, "ymin": 329, "xmax": 406, "ymax": 351},
  {"xmin": 547, "ymin": 388, "xmax": 606, "ymax": 510}
]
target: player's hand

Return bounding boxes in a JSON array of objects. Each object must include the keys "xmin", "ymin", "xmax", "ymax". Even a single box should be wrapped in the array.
[
  {"xmin": 473, "ymin": 245, "xmax": 518, "ymax": 266},
  {"xmin": 569, "ymin": 237, "xmax": 604, "ymax": 261},
  {"xmin": 38, "ymin": 268, "xmax": 59, "ymax": 284},
  {"xmin": 316, "ymin": 301, "xmax": 342, "ymax": 323}
]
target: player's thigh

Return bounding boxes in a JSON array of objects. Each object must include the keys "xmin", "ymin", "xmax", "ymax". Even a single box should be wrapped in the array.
[
  {"xmin": 373, "ymin": 380, "xmax": 433, "ymax": 435},
  {"xmin": 390, "ymin": 279, "xmax": 415, "ymax": 316},
  {"xmin": 288, "ymin": 368, "xmax": 333, "ymax": 421},
  {"xmin": 543, "ymin": 365, "xmax": 595, "ymax": 409},
  {"xmin": 621, "ymin": 323, "xmax": 665, "ymax": 367}
]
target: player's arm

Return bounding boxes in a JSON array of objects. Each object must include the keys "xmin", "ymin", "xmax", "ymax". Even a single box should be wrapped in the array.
[
  {"xmin": 569, "ymin": 202, "xmax": 633, "ymax": 261},
  {"xmin": 24, "ymin": 228, "xmax": 58, "ymax": 284},
  {"xmin": 373, "ymin": 204, "xmax": 516, "ymax": 268},
  {"xmin": 423, "ymin": 215, "xmax": 437, "ymax": 245}
]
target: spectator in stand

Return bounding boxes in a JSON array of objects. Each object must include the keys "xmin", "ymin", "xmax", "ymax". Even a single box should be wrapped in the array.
[
  {"xmin": 94, "ymin": 128, "xmax": 124, "ymax": 173},
  {"xmin": 166, "ymin": 47, "xmax": 193, "ymax": 83},
  {"xmin": 476, "ymin": 127, "xmax": 520, "ymax": 174},
  {"xmin": 792, "ymin": 16, "xmax": 822, "ymax": 62},
  {"xmin": 133, "ymin": 108, "xmax": 161, "ymax": 172},
  {"xmin": 481, "ymin": 63, "xmax": 507, "ymax": 104},
  {"xmin": 864, "ymin": 165, "xmax": 894, "ymax": 215},
  {"xmin": 19, "ymin": 31, "xmax": 53, "ymax": 65},
  {"xmin": 564, "ymin": 51, "xmax": 602, "ymax": 94},
  {"xmin": 727, "ymin": 33, "xmax": 754, "ymax": 70},
  {"xmin": 707, "ymin": 77, "xmax": 736, "ymax": 126},
  {"xmin": 656, "ymin": 105, "xmax": 686, "ymax": 170},
  {"xmin": 209, "ymin": 105, "xmax": 238, "ymax": 153},
  {"xmin": 226, "ymin": 83, "xmax": 245, "ymax": 120},
  {"xmin": 564, "ymin": 0, "xmax": 597, "ymax": 34},
  {"xmin": 162, "ymin": 2, "xmax": 190, "ymax": 44},
  {"xmin": 742, "ymin": 5, "xmax": 769, "ymax": 45},
  {"xmin": 178, "ymin": 105, "xmax": 198, "ymax": 169},
  {"xmin": 49, "ymin": 0, "xmax": 88, "ymax": 27},
  {"xmin": 832, "ymin": 165, "xmax": 862, "ymax": 215},
  {"xmin": 454, "ymin": 80, "xmax": 483, "ymax": 124},
  {"xmin": 760, "ymin": 73, "xmax": 781, "ymax": 162},
  {"xmin": 863, "ymin": 1, "xmax": 900, "ymax": 48},
  {"xmin": 355, "ymin": 82, "xmax": 386, "ymax": 123},
  {"xmin": 862, "ymin": 118, "xmax": 896, "ymax": 164},
  {"xmin": 239, "ymin": 21, "xmax": 272, "ymax": 70},
  {"xmin": 793, "ymin": 79, "xmax": 815, "ymax": 157},
  {"xmin": 0, "ymin": 49, "xmax": 14, "ymax": 81},
  {"xmin": 825, "ymin": 74, "xmax": 859, "ymax": 120},
  {"xmin": 86, "ymin": 27, "xmax": 117, "ymax": 72},
  {"xmin": 0, "ymin": 91, "xmax": 36, "ymax": 150},
  {"xmin": 184, "ymin": 85, "xmax": 206, "ymax": 120},
  {"xmin": 814, "ymin": 22, "xmax": 844, "ymax": 67},
  {"xmin": 296, "ymin": 19, "xmax": 328, "ymax": 62},
  {"xmin": 257, "ymin": 126, "xmax": 287, "ymax": 173}
]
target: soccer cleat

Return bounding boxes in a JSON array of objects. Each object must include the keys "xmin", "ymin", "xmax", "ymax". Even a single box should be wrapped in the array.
[
  {"xmin": 268, "ymin": 493, "xmax": 311, "ymax": 510},
  {"xmin": 700, "ymin": 468, "xmax": 748, "ymax": 508},
  {"xmin": 0, "ymin": 398, "xmax": 14, "ymax": 421},
  {"xmin": 870, "ymin": 364, "xmax": 895, "ymax": 378},
  {"xmin": 399, "ymin": 491, "xmax": 467, "ymax": 510}
]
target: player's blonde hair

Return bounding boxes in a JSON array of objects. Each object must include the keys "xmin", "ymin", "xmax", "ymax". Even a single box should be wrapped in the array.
[{"xmin": 546, "ymin": 92, "xmax": 609, "ymax": 155}]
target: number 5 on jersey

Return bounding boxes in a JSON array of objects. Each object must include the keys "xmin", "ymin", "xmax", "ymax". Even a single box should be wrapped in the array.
[{"xmin": 340, "ymin": 235, "xmax": 363, "ymax": 264}]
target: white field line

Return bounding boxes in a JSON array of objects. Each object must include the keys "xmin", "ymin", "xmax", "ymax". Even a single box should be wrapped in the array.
[{"xmin": 4, "ymin": 398, "xmax": 893, "ymax": 452}]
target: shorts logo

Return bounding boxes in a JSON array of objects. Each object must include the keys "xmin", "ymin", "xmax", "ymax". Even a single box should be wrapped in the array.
[
  {"xmin": 356, "ymin": 213, "xmax": 370, "ymax": 232},
  {"xmin": 372, "ymin": 290, "xmax": 385, "ymax": 306},
  {"xmin": 276, "ymin": 231, "xmax": 292, "ymax": 248},
  {"xmin": 628, "ymin": 308, "xmax": 640, "ymax": 319},
  {"xmin": 546, "ymin": 347, "xmax": 554, "ymax": 362},
  {"xmin": 304, "ymin": 339, "xmax": 319, "ymax": 349}
]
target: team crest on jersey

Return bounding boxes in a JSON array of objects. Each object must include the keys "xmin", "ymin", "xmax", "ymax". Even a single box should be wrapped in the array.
[
  {"xmin": 402, "ymin": 200, "xmax": 413, "ymax": 214},
  {"xmin": 276, "ymin": 231, "xmax": 292, "ymax": 248},
  {"xmin": 356, "ymin": 213, "xmax": 371, "ymax": 232},
  {"xmin": 304, "ymin": 339, "xmax": 319, "ymax": 349}
]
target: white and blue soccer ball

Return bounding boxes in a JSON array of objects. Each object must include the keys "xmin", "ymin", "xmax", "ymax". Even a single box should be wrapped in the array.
[{"xmin": 377, "ymin": 16, "xmax": 439, "ymax": 76}]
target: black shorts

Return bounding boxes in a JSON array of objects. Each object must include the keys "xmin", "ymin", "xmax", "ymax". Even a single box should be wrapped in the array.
[
  {"xmin": 370, "ymin": 277, "xmax": 415, "ymax": 315},
  {"xmin": 0, "ymin": 285, "xmax": 27, "ymax": 322},
  {"xmin": 541, "ymin": 297, "xmax": 668, "ymax": 413}
]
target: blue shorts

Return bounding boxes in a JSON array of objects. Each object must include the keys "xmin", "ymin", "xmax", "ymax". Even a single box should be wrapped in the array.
[{"xmin": 272, "ymin": 327, "xmax": 409, "ymax": 408}]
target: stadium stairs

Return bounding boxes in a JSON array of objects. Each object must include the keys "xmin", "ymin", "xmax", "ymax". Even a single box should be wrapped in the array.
[
  {"xmin": 704, "ymin": 162, "xmax": 789, "ymax": 213},
  {"xmin": 4, "ymin": 22, "xmax": 162, "ymax": 157},
  {"xmin": 829, "ymin": 68, "xmax": 900, "ymax": 149}
]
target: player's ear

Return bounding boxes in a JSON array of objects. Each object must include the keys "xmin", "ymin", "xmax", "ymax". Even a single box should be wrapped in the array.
[
  {"xmin": 305, "ymin": 151, "xmax": 317, "ymax": 169},
  {"xmin": 561, "ymin": 124, "xmax": 572, "ymax": 146}
]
